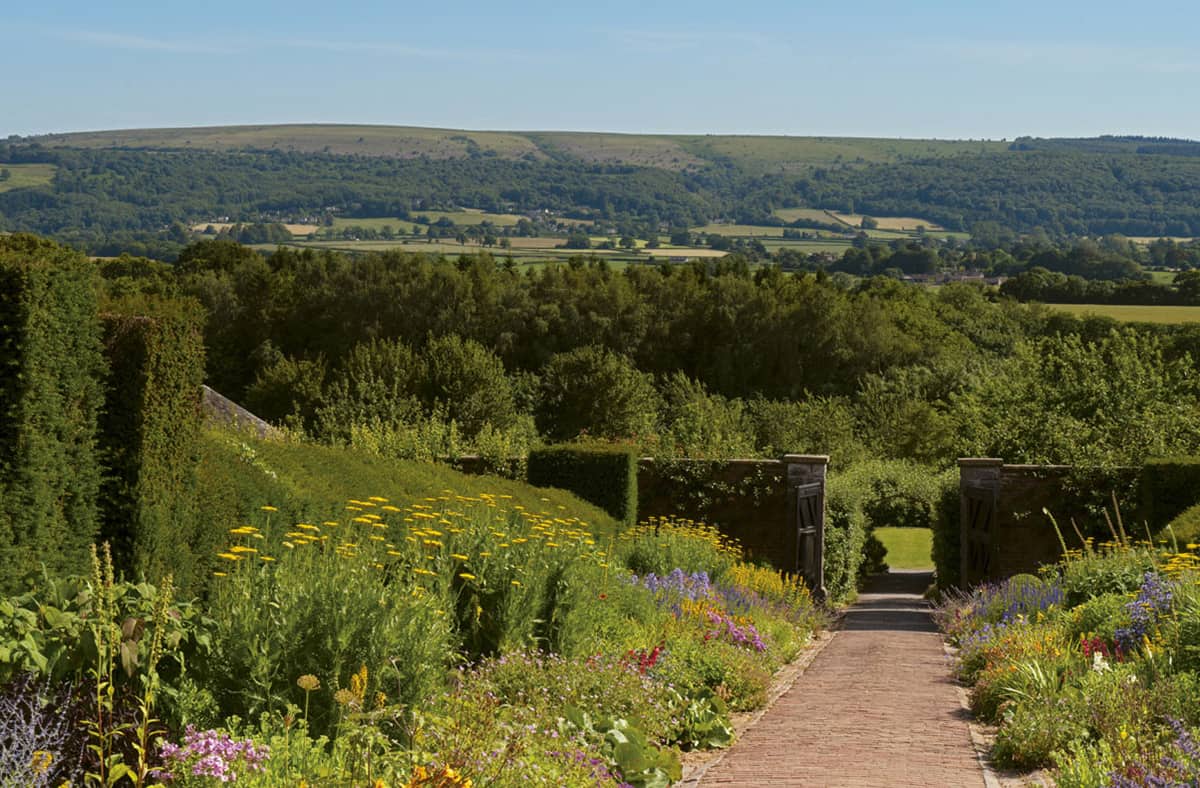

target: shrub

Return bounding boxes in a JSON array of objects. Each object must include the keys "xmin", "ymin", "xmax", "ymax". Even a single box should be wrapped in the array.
[
  {"xmin": 992, "ymin": 693, "xmax": 1088, "ymax": 770},
  {"xmin": 0, "ymin": 238, "xmax": 107, "ymax": 592},
  {"xmin": 314, "ymin": 338, "xmax": 422, "ymax": 442},
  {"xmin": 416, "ymin": 334, "xmax": 518, "ymax": 437},
  {"xmin": 527, "ymin": 445, "xmax": 638, "ymax": 526},
  {"xmin": 99, "ymin": 299, "xmax": 206, "ymax": 590},
  {"xmin": 657, "ymin": 372, "xmax": 755, "ymax": 459},
  {"xmin": 1140, "ymin": 456, "xmax": 1200, "ymax": 531},
  {"xmin": 1162, "ymin": 501, "xmax": 1200, "ymax": 549},
  {"xmin": 931, "ymin": 476, "xmax": 962, "ymax": 589},
  {"xmin": 536, "ymin": 346, "xmax": 660, "ymax": 442},
  {"xmin": 1053, "ymin": 544, "xmax": 1158, "ymax": 606},
  {"xmin": 617, "ymin": 516, "xmax": 740, "ymax": 579}
]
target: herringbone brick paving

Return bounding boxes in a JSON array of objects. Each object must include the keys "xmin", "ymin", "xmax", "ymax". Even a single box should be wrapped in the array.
[{"xmin": 697, "ymin": 571, "xmax": 985, "ymax": 787}]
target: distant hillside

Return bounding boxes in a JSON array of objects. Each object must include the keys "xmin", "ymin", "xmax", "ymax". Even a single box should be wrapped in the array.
[
  {"xmin": 29, "ymin": 123, "xmax": 1010, "ymax": 173},
  {"xmin": 5, "ymin": 124, "xmax": 1200, "ymax": 254}
]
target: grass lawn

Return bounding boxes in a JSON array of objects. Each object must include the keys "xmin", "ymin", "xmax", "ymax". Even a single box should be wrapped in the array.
[
  {"xmin": 0, "ymin": 163, "xmax": 56, "ymax": 192},
  {"xmin": 874, "ymin": 527, "xmax": 933, "ymax": 570},
  {"xmin": 1048, "ymin": 303, "xmax": 1200, "ymax": 324}
]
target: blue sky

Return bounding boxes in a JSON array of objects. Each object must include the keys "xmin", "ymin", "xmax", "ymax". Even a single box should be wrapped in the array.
[{"xmin": 6, "ymin": 0, "xmax": 1198, "ymax": 140}]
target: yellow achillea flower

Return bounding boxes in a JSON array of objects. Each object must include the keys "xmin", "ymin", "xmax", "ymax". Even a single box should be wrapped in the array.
[
  {"xmin": 450, "ymin": 553, "xmax": 469, "ymax": 561},
  {"xmin": 30, "ymin": 750, "xmax": 53, "ymax": 774},
  {"xmin": 217, "ymin": 553, "xmax": 241, "ymax": 561},
  {"xmin": 458, "ymin": 572, "xmax": 477, "ymax": 581}
]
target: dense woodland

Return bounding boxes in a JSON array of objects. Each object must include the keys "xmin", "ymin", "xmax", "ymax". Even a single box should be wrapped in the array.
[
  {"xmin": 94, "ymin": 237, "xmax": 1200, "ymax": 469},
  {"xmin": 5, "ymin": 136, "xmax": 1200, "ymax": 259}
]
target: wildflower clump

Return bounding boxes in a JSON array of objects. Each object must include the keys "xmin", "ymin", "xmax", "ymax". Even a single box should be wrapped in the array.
[{"xmin": 155, "ymin": 726, "xmax": 269, "ymax": 783}]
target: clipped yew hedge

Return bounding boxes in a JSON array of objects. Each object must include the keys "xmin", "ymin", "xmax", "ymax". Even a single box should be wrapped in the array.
[
  {"xmin": 526, "ymin": 445, "xmax": 639, "ymax": 526},
  {"xmin": 99, "ymin": 298, "xmax": 207, "ymax": 591},
  {"xmin": 0, "ymin": 236, "xmax": 106, "ymax": 591}
]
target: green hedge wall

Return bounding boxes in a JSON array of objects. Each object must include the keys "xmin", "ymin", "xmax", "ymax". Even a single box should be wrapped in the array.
[
  {"xmin": 1140, "ymin": 457, "xmax": 1200, "ymax": 532},
  {"xmin": 99, "ymin": 298, "xmax": 206, "ymax": 591},
  {"xmin": 931, "ymin": 481, "xmax": 962, "ymax": 590},
  {"xmin": 526, "ymin": 446, "xmax": 638, "ymax": 526},
  {"xmin": 0, "ymin": 236, "xmax": 106, "ymax": 592}
]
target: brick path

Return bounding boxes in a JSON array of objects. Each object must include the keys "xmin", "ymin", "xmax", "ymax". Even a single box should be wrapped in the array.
[{"xmin": 696, "ymin": 570, "xmax": 985, "ymax": 787}]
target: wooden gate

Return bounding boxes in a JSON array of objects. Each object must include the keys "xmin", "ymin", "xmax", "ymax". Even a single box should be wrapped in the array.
[
  {"xmin": 795, "ymin": 481, "xmax": 825, "ymax": 599},
  {"xmin": 962, "ymin": 482, "xmax": 997, "ymax": 585}
]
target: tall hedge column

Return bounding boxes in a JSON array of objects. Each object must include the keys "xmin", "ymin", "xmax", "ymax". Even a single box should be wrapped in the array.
[
  {"xmin": 0, "ymin": 238, "xmax": 106, "ymax": 591},
  {"xmin": 100, "ymin": 302, "xmax": 205, "ymax": 589}
]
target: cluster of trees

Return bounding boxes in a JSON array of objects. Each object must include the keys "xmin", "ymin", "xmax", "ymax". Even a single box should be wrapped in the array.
[
  {"xmin": 773, "ymin": 236, "xmax": 1200, "ymax": 287},
  {"xmin": 93, "ymin": 238, "xmax": 1200, "ymax": 468},
  {"xmin": 1001, "ymin": 269, "xmax": 1200, "ymax": 305}
]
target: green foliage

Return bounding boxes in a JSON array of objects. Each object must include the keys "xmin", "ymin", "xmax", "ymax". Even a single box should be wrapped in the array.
[
  {"xmin": 416, "ymin": 333, "xmax": 518, "ymax": 437},
  {"xmin": 1053, "ymin": 545, "xmax": 1158, "ymax": 606},
  {"xmin": 0, "ymin": 562, "xmax": 209, "ymax": 689},
  {"xmin": 559, "ymin": 705, "xmax": 682, "ymax": 788},
  {"xmin": 617, "ymin": 517, "xmax": 740, "ymax": 579},
  {"xmin": 931, "ymin": 477, "xmax": 963, "ymax": 588},
  {"xmin": 99, "ymin": 299, "xmax": 206, "ymax": 591},
  {"xmin": 823, "ymin": 474, "xmax": 868, "ymax": 602},
  {"xmin": 666, "ymin": 688, "xmax": 734, "ymax": 750},
  {"xmin": 1141, "ymin": 456, "xmax": 1200, "ymax": 534},
  {"xmin": 0, "ymin": 235, "xmax": 106, "ymax": 592},
  {"xmin": 243, "ymin": 354, "xmax": 327, "ymax": 430},
  {"xmin": 527, "ymin": 445, "xmax": 639, "ymax": 526},
  {"xmin": 1163, "ymin": 503, "xmax": 1200, "ymax": 549},
  {"xmin": 314, "ymin": 338, "xmax": 422, "ymax": 442},
  {"xmin": 747, "ymin": 396, "xmax": 867, "ymax": 465},
  {"xmin": 954, "ymin": 329, "xmax": 1200, "ymax": 466},
  {"xmin": 537, "ymin": 346, "xmax": 660, "ymax": 442},
  {"xmin": 657, "ymin": 373, "xmax": 754, "ymax": 459},
  {"xmin": 826, "ymin": 460, "xmax": 954, "ymax": 598}
]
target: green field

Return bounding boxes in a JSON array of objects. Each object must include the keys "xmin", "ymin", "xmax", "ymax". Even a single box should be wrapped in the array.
[
  {"xmin": 874, "ymin": 527, "xmax": 933, "ymax": 570},
  {"xmin": 695, "ymin": 223, "xmax": 788, "ymax": 237},
  {"xmin": 772, "ymin": 208, "xmax": 846, "ymax": 225},
  {"xmin": 1049, "ymin": 303, "xmax": 1200, "ymax": 324},
  {"xmin": 0, "ymin": 163, "xmax": 56, "ymax": 193}
]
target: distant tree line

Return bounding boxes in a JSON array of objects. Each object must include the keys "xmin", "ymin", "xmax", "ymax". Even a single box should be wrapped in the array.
[
  {"xmin": 83, "ymin": 236, "xmax": 1200, "ymax": 468},
  {"xmin": 6, "ymin": 140, "xmax": 1200, "ymax": 256}
]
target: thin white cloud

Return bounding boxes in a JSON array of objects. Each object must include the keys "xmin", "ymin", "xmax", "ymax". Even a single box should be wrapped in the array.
[
  {"xmin": 58, "ymin": 30, "xmax": 234, "ymax": 55},
  {"xmin": 946, "ymin": 40, "xmax": 1200, "ymax": 75},
  {"xmin": 612, "ymin": 29, "xmax": 771, "ymax": 53},
  {"xmin": 271, "ymin": 37, "xmax": 538, "ymax": 63},
  {"xmin": 54, "ymin": 28, "xmax": 538, "ymax": 63}
]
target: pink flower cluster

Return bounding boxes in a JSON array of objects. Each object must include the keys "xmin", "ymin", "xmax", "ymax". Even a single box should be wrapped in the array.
[
  {"xmin": 703, "ymin": 609, "xmax": 766, "ymax": 652},
  {"xmin": 156, "ymin": 726, "xmax": 269, "ymax": 783}
]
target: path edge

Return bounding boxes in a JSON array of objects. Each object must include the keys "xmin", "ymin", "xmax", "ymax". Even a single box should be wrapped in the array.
[{"xmin": 676, "ymin": 627, "xmax": 837, "ymax": 787}]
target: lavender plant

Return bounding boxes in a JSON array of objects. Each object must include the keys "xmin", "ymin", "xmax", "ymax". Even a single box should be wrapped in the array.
[{"xmin": 0, "ymin": 674, "xmax": 88, "ymax": 788}]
